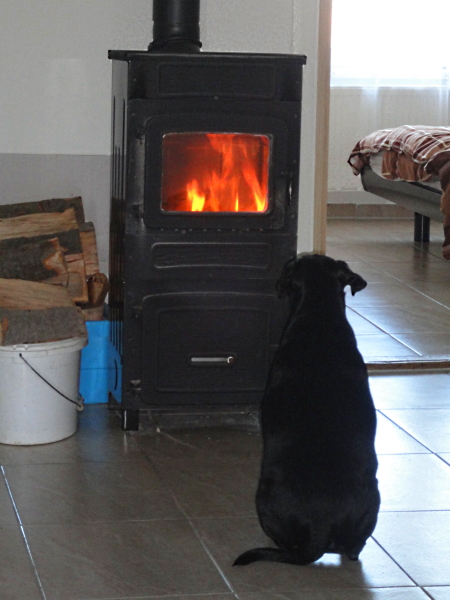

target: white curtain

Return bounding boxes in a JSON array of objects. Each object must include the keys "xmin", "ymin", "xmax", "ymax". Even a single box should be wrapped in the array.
[{"xmin": 331, "ymin": 0, "xmax": 450, "ymax": 89}]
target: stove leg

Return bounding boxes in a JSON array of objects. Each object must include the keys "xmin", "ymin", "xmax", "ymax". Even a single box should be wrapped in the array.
[
  {"xmin": 121, "ymin": 409, "xmax": 140, "ymax": 431},
  {"xmin": 414, "ymin": 212, "xmax": 430, "ymax": 243}
]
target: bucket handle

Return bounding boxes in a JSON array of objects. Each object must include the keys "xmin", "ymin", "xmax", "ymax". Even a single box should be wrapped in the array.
[{"xmin": 19, "ymin": 353, "xmax": 84, "ymax": 411}]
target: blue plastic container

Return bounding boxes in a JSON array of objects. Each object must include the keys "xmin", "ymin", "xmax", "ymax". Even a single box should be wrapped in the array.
[{"xmin": 79, "ymin": 320, "xmax": 109, "ymax": 404}]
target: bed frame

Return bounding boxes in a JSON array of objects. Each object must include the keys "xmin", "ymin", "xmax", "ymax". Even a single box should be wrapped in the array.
[{"xmin": 361, "ymin": 166, "xmax": 443, "ymax": 242}]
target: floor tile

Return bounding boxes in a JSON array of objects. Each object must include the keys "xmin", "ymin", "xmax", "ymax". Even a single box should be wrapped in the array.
[
  {"xmin": 0, "ymin": 525, "xmax": 43, "ymax": 600},
  {"xmin": 238, "ymin": 589, "xmax": 429, "ymax": 599},
  {"xmin": 405, "ymin": 281, "xmax": 450, "ymax": 308},
  {"xmin": 351, "ymin": 304, "xmax": 450, "ymax": 335},
  {"xmin": 340, "ymin": 242, "xmax": 442, "ymax": 264},
  {"xmin": 0, "ymin": 476, "xmax": 18, "ymax": 525},
  {"xmin": 369, "ymin": 374, "xmax": 450, "ymax": 409},
  {"xmin": 347, "ymin": 309, "xmax": 384, "ymax": 334},
  {"xmin": 3, "ymin": 460, "xmax": 183, "ymax": 524},
  {"xmin": 153, "ymin": 458, "xmax": 260, "ymax": 518},
  {"xmin": 425, "ymin": 588, "xmax": 450, "ymax": 600},
  {"xmin": 81, "ymin": 596, "xmax": 235, "ymax": 600},
  {"xmin": 137, "ymin": 427, "xmax": 262, "ymax": 461},
  {"xmin": 374, "ymin": 512, "xmax": 450, "ymax": 586},
  {"xmin": 326, "ymin": 245, "xmax": 362, "ymax": 262},
  {"xmin": 375, "ymin": 413, "xmax": 430, "ymax": 455},
  {"xmin": 375, "ymin": 260, "xmax": 450, "ymax": 283},
  {"xmin": 398, "ymin": 222, "xmax": 444, "ymax": 242},
  {"xmin": 25, "ymin": 520, "xmax": 229, "ymax": 600},
  {"xmin": 413, "ymin": 241, "xmax": 446, "ymax": 260},
  {"xmin": 0, "ymin": 405, "xmax": 145, "ymax": 465},
  {"xmin": 194, "ymin": 517, "xmax": 414, "ymax": 593},
  {"xmin": 346, "ymin": 282, "xmax": 431, "ymax": 308},
  {"xmin": 326, "ymin": 220, "xmax": 402, "ymax": 244},
  {"xmin": 345, "ymin": 262, "xmax": 398, "ymax": 283},
  {"xmin": 355, "ymin": 334, "xmax": 420, "ymax": 359},
  {"xmin": 390, "ymin": 333, "xmax": 450, "ymax": 357},
  {"xmin": 439, "ymin": 453, "xmax": 450, "ymax": 466},
  {"xmin": 376, "ymin": 454, "xmax": 450, "ymax": 511},
  {"xmin": 380, "ymin": 409, "xmax": 450, "ymax": 452}
]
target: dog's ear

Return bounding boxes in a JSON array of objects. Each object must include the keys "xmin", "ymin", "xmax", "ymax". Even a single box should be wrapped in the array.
[
  {"xmin": 276, "ymin": 256, "xmax": 302, "ymax": 297},
  {"xmin": 335, "ymin": 261, "xmax": 367, "ymax": 296}
]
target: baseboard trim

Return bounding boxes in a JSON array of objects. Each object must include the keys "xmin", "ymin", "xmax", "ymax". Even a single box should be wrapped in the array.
[
  {"xmin": 367, "ymin": 358, "xmax": 450, "ymax": 374},
  {"xmin": 328, "ymin": 203, "xmax": 415, "ymax": 219}
]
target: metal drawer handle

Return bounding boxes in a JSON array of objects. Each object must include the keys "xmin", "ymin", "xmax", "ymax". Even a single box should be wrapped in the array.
[{"xmin": 190, "ymin": 356, "xmax": 236, "ymax": 366}]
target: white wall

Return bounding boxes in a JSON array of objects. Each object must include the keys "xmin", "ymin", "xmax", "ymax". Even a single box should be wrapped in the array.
[
  {"xmin": 0, "ymin": 0, "xmax": 322, "ymax": 262},
  {"xmin": 0, "ymin": 0, "xmax": 151, "ymax": 155}
]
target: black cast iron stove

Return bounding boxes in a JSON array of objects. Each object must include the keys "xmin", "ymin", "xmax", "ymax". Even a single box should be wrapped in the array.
[{"xmin": 108, "ymin": 0, "xmax": 306, "ymax": 430}]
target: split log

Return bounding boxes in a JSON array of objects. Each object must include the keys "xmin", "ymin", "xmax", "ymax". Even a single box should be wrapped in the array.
[
  {"xmin": 0, "ymin": 306, "xmax": 87, "ymax": 346},
  {"xmin": 41, "ymin": 230, "xmax": 88, "ymax": 300},
  {"xmin": 80, "ymin": 305, "xmax": 105, "ymax": 321},
  {"xmin": 0, "ymin": 197, "xmax": 96, "ymax": 305},
  {"xmin": 79, "ymin": 222, "xmax": 100, "ymax": 276},
  {"xmin": 0, "ymin": 229, "xmax": 84, "ymax": 258},
  {"xmin": 66, "ymin": 272, "xmax": 87, "ymax": 303},
  {"xmin": 0, "ymin": 237, "xmax": 68, "ymax": 283},
  {"xmin": 0, "ymin": 197, "xmax": 85, "ymax": 226},
  {"xmin": 0, "ymin": 278, "xmax": 74, "ymax": 310},
  {"xmin": 36, "ymin": 273, "xmax": 86, "ymax": 302},
  {"xmin": 87, "ymin": 273, "xmax": 109, "ymax": 307},
  {"xmin": 0, "ymin": 229, "xmax": 88, "ymax": 303},
  {"xmin": 77, "ymin": 273, "xmax": 109, "ymax": 320},
  {"xmin": 0, "ymin": 208, "xmax": 78, "ymax": 241},
  {"xmin": 44, "ymin": 273, "xmax": 70, "ymax": 287},
  {"xmin": 65, "ymin": 257, "xmax": 88, "ymax": 303},
  {"xmin": 44, "ymin": 229, "xmax": 83, "ymax": 256}
]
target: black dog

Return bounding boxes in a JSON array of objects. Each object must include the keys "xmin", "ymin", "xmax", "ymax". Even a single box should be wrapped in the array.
[{"xmin": 234, "ymin": 254, "xmax": 380, "ymax": 566}]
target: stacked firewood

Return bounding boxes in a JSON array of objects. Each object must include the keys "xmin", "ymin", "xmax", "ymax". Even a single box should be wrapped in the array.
[{"xmin": 0, "ymin": 197, "xmax": 108, "ymax": 346}]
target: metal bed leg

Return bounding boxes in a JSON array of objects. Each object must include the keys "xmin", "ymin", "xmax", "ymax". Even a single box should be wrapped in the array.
[{"xmin": 414, "ymin": 213, "xmax": 430, "ymax": 243}]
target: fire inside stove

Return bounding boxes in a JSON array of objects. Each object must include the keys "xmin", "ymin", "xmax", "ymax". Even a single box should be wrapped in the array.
[{"xmin": 161, "ymin": 132, "xmax": 270, "ymax": 213}]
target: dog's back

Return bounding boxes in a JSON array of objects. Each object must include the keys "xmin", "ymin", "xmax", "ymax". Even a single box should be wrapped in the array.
[{"xmin": 234, "ymin": 255, "xmax": 380, "ymax": 566}]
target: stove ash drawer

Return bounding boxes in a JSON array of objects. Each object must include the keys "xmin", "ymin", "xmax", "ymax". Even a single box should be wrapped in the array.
[{"xmin": 141, "ymin": 292, "xmax": 280, "ymax": 402}]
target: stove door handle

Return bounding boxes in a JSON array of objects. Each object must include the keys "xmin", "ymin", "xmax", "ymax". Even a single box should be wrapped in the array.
[
  {"xmin": 281, "ymin": 170, "xmax": 294, "ymax": 206},
  {"xmin": 190, "ymin": 355, "xmax": 236, "ymax": 367}
]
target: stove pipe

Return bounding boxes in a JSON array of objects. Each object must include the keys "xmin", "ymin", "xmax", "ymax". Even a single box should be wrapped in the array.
[{"xmin": 148, "ymin": 0, "xmax": 202, "ymax": 52}]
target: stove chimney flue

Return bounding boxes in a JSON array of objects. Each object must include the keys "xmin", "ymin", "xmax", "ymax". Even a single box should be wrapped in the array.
[{"xmin": 149, "ymin": 0, "xmax": 202, "ymax": 52}]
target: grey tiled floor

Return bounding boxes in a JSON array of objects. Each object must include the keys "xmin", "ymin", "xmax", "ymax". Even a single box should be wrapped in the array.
[
  {"xmin": 1, "ymin": 218, "xmax": 450, "ymax": 599},
  {"xmin": 328, "ymin": 218, "xmax": 450, "ymax": 363}
]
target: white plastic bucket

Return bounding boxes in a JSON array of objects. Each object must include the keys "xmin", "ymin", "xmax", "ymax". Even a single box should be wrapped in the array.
[{"xmin": 0, "ymin": 336, "xmax": 88, "ymax": 445}]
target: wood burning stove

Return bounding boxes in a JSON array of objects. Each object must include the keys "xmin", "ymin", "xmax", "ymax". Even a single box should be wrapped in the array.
[{"xmin": 108, "ymin": 0, "xmax": 306, "ymax": 430}]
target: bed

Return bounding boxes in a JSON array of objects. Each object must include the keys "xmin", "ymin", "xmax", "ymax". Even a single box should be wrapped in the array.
[{"xmin": 348, "ymin": 125, "xmax": 450, "ymax": 258}]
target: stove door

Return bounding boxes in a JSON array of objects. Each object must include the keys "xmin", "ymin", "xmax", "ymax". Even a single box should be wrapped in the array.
[
  {"xmin": 161, "ymin": 131, "xmax": 270, "ymax": 214},
  {"xmin": 141, "ymin": 292, "xmax": 280, "ymax": 406},
  {"xmin": 142, "ymin": 113, "xmax": 291, "ymax": 230}
]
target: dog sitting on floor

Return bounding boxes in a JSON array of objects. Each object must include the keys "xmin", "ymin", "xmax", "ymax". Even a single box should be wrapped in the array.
[{"xmin": 234, "ymin": 254, "xmax": 380, "ymax": 566}]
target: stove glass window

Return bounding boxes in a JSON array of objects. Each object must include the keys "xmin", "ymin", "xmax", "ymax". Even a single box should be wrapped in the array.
[{"xmin": 161, "ymin": 132, "xmax": 270, "ymax": 213}]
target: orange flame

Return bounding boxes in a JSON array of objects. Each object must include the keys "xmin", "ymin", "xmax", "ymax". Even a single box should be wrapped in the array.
[
  {"xmin": 187, "ymin": 179, "xmax": 205, "ymax": 212},
  {"xmin": 162, "ymin": 133, "xmax": 269, "ymax": 213}
]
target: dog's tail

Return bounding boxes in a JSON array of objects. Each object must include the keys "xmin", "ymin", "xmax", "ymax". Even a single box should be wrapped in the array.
[{"xmin": 233, "ymin": 547, "xmax": 323, "ymax": 566}]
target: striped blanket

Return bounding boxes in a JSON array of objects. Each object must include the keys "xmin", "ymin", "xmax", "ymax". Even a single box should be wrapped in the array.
[{"xmin": 348, "ymin": 125, "xmax": 450, "ymax": 258}]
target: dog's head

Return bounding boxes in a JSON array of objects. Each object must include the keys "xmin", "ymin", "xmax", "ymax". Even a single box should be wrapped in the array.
[{"xmin": 277, "ymin": 254, "xmax": 367, "ymax": 298}]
